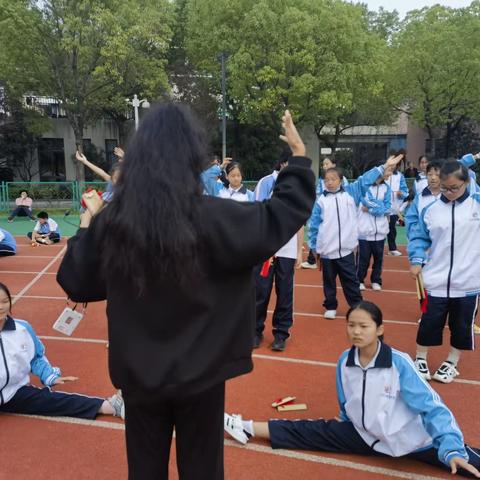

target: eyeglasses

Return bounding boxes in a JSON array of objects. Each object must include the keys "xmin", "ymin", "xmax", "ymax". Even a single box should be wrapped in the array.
[{"xmin": 439, "ymin": 182, "xmax": 465, "ymax": 193}]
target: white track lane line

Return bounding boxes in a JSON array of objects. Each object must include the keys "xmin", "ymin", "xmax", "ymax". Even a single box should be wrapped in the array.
[
  {"xmin": 5, "ymin": 414, "xmax": 446, "ymax": 479},
  {"xmin": 37, "ymin": 336, "xmax": 480, "ymax": 386},
  {"xmin": 11, "ymin": 246, "xmax": 67, "ymax": 305},
  {"xmin": 0, "ymin": 271, "xmax": 56, "ymax": 275},
  {"xmin": 295, "ymin": 284, "xmax": 416, "ymax": 295}
]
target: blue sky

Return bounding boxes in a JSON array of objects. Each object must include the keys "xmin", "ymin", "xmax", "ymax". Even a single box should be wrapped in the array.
[{"xmin": 359, "ymin": 0, "xmax": 473, "ymax": 17}]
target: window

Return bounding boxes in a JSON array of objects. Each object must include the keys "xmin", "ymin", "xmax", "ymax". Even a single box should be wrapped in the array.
[
  {"xmin": 105, "ymin": 139, "xmax": 118, "ymax": 167},
  {"xmin": 38, "ymin": 138, "xmax": 65, "ymax": 181}
]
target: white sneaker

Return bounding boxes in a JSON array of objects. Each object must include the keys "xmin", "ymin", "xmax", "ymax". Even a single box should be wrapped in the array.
[
  {"xmin": 324, "ymin": 310, "xmax": 337, "ymax": 319},
  {"xmin": 388, "ymin": 250, "xmax": 402, "ymax": 256},
  {"xmin": 224, "ymin": 413, "xmax": 249, "ymax": 444},
  {"xmin": 414, "ymin": 358, "xmax": 431, "ymax": 380},
  {"xmin": 371, "ymin": 283, "xmax": 382, "ymax": 291},
  {"xmin": 359, "ymin": 283, "xmax": 366, "ymax": 291},
  {"xmin": 300, "ymin": 261, "xmax": 317, "ymax": 269},
  {"xmin": 433, "ymin": 361, "xmax": 459, "ymax": 384},
  {"xmin": 108, "ymin": 390, "xmax": 125, "ymax": 419}
]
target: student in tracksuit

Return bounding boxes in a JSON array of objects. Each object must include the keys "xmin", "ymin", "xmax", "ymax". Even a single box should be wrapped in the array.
[
  {"xmin": 302, "ymin": 157, "xmax": 348, "ymax": 269},
  {"xmin": 406, "ymin": 155, "xmax": 478, "ymax": 241},
  {"xmin": 224, "ymin": 301, "xmax": 480, "ymax": 478},
  {"xmin": 253, "ymin": 154, "xmax": 304, "ymax": 352},
  {"xmin": 217, "ymin": 162, "xmax": 255, "ymax": 202},
  {"xmin": 385, "ymin": 166, "xmax": 409, "ymax": 255},
  {"xmin": 201, "ymin": 156, "xmax": 231, "ymax": 196},
  {"xmin": 0, "ymin": 228, "xmax": 16, "ymax": 256},
  {"xmin": 356, "ymin": 172, "xmax": 392, "ymax": 291},
  {"xmin": 308, "ymin": 154, "xmax": 404, "ymax": 319},
  {"xmin": 409, "ymin": 161, "xmax": 480, "ymax": 384},
  {"xmin": 0, "ymin": 282, "xmax": 124, "ymax": 419},
  {"xmin": 414, "ymin": 155, "xmax": 429, "ymax": 196}
]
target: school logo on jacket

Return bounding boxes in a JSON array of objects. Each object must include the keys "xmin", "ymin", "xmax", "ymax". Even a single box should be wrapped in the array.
[
  {"xmin": 382, "ymin": 385, "xmax": 396, "ymax": 400},
  {"xmin": 471, "ymin": 212, "xmax": 480, "ymax": 222}
]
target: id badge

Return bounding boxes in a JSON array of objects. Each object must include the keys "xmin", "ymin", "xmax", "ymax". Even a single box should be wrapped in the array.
[{"xmin": 52, "ymin": 306, "xmax": 84, "ymax": 336}]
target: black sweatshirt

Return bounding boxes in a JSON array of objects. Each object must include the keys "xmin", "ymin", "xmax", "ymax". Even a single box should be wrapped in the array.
[{"xmin": 57, "ymin": 156, "xmax": 315, "ymax": 404}]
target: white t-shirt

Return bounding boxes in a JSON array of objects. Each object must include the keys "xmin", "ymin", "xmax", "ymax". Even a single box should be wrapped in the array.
[{"xmin": 33, "ymin": 218, "xmax": 58, "ymax": 234}]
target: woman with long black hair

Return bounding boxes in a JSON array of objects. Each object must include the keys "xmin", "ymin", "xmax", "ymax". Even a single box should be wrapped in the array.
[{"xmin": 57, "ymin": 104, "xmax": 315, "ymax": 479}]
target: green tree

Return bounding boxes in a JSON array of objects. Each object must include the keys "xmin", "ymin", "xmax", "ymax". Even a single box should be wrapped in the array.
[
  {"xmin": 0, "ymin": 0, "xmax": 173, "ymax": 179},
  {"xmin": 185, "ymin": 0, "xmax": 392, "ymax": 158},
  {"xmin": 388, "ymin": 4, "xmax": 480, "ymax": 157},
  {"xmin": 0, "ymin": 90, "xmax": 51, "ymax": 181}
]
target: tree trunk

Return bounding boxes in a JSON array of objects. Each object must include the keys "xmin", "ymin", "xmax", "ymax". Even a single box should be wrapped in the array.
[{"xmin": 72, "ymin": 123, "xmax": 85, "ymax": 182}]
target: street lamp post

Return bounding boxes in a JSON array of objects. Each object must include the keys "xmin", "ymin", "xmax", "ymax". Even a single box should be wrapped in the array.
[
  {"xmin": 126, "ymin": 94, "xmax": 150, "ymax": 130},
  {"xmin": 220, "ymin": 52, "xmax": 227, "ymax": 160}
]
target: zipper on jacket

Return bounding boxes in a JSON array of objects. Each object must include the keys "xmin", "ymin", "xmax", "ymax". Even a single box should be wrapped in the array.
[
  {"xmin": 361, "ymin": 369, "xmax": 367, "ymax": 430},
  {"xmin": 335, "ymin": 197, "xmax": 342, "ymax": 257},
  {"xmin": 446, "ymin": 203, "xmax": 455, "ymax": 297},
  {"xmin": 374, "ymin": 186, "xmax": 379, "ymax": 241},
  {"xmin": 0, "ymin": 333, "xmax": 10, "ymax": 405}
]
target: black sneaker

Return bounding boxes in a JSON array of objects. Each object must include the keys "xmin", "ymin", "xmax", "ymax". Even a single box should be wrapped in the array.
[
  {"xmin": 270, "ymin": 337, "xmax": 286, "ymax": 352},
  {"xmin": 253, "ymin": 334, "xmax": 263, "ymax": 349}
]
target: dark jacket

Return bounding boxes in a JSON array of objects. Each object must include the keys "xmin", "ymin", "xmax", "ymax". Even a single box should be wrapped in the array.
[{"xmin": 56, "ymin": 156, "xmax": 315, "ymax": 404}]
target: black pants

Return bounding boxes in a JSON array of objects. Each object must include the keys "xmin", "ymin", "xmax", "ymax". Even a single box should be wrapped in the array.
[
  {"xmin": 0, "ymin": 244, "xmax": 16, "ymax": 256},
  {"xmin": 387, "ymin": 215, "xmax": 398, "ymax": 251},
  {"xmin": 9, "ymin": 206, "xmax": 35, "ymax": 220},
  {"xmin": 0, "ymin": 385, "xmax": 104, "ymax": 419},
  {"xmin": 269, "ymin": 419, "xmax": 480, "ymax": 478},
  {"xmin": 357, "ymin": 239, "xmax": 385, "ymax": 285},
  {"xmin": 254, "ymin": 257, "xmax": 295, "ymax": 340},
  {"xmin": 418, "ymin": 295, "xmax": 478, "ymax": 350},
  {"xmin": 27, "ymin": 231, "xmax": 61, "ymax": 243},
  {"xmin": 124, "ymin": 382, "xmax": 225, "ymax": 480},
  {"xmin": 322, "ymin": 253, "xmax": 362, "ymax": 310}
]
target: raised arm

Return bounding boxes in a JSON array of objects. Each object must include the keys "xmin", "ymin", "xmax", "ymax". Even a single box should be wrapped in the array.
[{"xmin": 76, "ymin": 151, "xmax": 111, "ymax": 182}]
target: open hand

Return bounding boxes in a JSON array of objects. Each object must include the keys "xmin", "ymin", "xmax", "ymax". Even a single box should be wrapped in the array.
[
  {"xmin": 53, "ymin": 376, "xmax": 79, "ymax": 385},
  {"xmin": 384, "ymin": 153, "xmax": 404, "ymax": 170},
  {"xmin": 75, "ymin": 151, "xmax": 87, "ymax": 163},
  {"xmin": 280, "ymin": 110, "xmax": 306, "ymax": 157},
  {"xmin": 114, "ymin": 147, "xmax": 125, "ymax": 160},
  {"xmin": 450, "ymin": 456, "xmax": 480, "ymax": 477}
]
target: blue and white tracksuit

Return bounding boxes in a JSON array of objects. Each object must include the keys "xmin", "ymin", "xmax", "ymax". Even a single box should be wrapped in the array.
[
  {"xmin": 217, "ymin": 185, "xmax": 255, "ymax": 202},
  {"xmin": 406, "ymin": 154, "xmax": 478, "ymax": 241},
  {"xmin": 268, "ymin": 342, "xmax": 480, "ymax": 475},
  {"xmin": 0, "ymin": 228, "xmax": 16, "ymax": 256},
  {"xmin": 408, "ymin": 189, "xmax": 480, "ymax": 349},
  {"xmin": 316, "ymin": 176, "xmax": 349, "ymax": 196},
  {"xmin": 254, "ymin": 170, "xmax": 298, "ymax": 340},
  {"xmin": 414, "ymin": 172, "xmax": 428, "ymax": 196},
  {"xmin": 356, "ymin": 184, "xmax": 391, "ymax": 285},
  {"xmin": 201, "ymin": 164, "xmax": 223, "ymax": 196},
  {"xmin": 308, "ymin": 166, "xmax": 385, "ymax": 309},
  {"xmin": 405, "ymin": 187, "xmax": 440, "ymax": 240},
  {"xmin": 0, "ymin": 316, "xmax": 104, "ymax": 418}
]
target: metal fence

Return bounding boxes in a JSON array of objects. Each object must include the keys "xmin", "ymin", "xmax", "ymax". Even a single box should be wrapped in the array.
[
  {"xmin": 0, "ymin": 181, "xmax": 109, "ymax": 212},
  {"xmin": 0, "ymin": 177, "xmax": 419, "ymax": 212}
]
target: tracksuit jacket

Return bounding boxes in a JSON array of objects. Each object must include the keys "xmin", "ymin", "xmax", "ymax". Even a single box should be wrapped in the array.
[
  {"xmin": 217, "ymin": 185, "xmax": 255, "ymax": 202},
  {"xmin": 0, "ymin": 228, "xmax": 16, "ymax": 252},
  {"xmin": 57, "ymin": 157, "xmax": 315, "ymax": 404},
  {"xmin": 308, "ymin": 165, "xmax": 385, "ymax": 259},
  {"xmin": 0, "ymin": 316, "xmax": 60, "ymax": 405},
  {"xmin": 405, "ymin": 154, "xmax": 478, "ymax": 240},
  {"xmin": 337, "ymin": 341, "xmax": 467, "ymax": 466},
  {"xmin": 385, "ymin": 171, "xmax": 408, "ymax": 215},
  {"xmin": 357, "ymin": 184, "xmax": 392, "ymax": 241},
  {"xmin": 408, "ymin": 189, "xmax": 480, "ymax": 298}
]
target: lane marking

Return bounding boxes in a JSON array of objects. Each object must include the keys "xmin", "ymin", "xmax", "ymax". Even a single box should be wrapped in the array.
[
  {"xmin": 295, "ymin": 284, "xmax": 416, "ymax": 295},
  {"xmin": 5, "ymin": 414, "xmax": 446, "ymax": 479},
  {"xmin": 11, "ymin": 246, "xmax": 67, "ymax": 305},
  {"xmin": 37, "ymin": 335, "xmax": 480, "ymax": 386},
  {"xmin": 0, "ymin": 271, "xmax": 56, "ymax": 275},
  {"xmin": 13, "ymin": 295, "xmax": 67, "ymax": 300}
]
